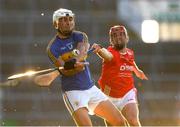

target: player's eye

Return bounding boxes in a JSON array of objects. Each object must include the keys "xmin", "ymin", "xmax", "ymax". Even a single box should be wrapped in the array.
[{"xmin": 69, "ymin": 17, "xmax": 73, "ymax": 21}]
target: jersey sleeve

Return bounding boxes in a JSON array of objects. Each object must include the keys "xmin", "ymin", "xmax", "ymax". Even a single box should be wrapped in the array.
[
  {"xmin": 82, "ymin": 32, "xmax": 89, "ymax": 44},
  {"xmin": 129, "ymin": 49, "xmax": 135, "ymax": 61},
  {"xmin": 73, "ymin": 31, "xmax": 89, "ymax": 44},
  {"xmin": 132, "ymin": 51, "xmax": 135, "ymax": 60},
  {"xmin": 47, "ymin": 37, "xmax": 61, "ymax": 67},
  {"xmin": 127, "ymin": 48, "xmax": 135, "ymax": 65}
]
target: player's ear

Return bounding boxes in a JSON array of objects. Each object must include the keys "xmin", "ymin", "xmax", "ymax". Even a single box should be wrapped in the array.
[{"xmin": 53, "ymin": 21, "xmax": 58, "ymax": 29}]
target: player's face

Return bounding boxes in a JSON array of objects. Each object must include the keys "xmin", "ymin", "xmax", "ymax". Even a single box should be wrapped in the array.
[
  {"xmin": 56, "ymin": 16, "xmax": 75, "ymax": 36},
  {"xmin": 110, "ymin": 28, "xmax": 128, "ymax": 50}
]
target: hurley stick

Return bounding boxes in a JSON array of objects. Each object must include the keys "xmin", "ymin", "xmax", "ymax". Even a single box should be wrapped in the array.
[
  {"xmin": 34, "ymin": 69, "xmax": 60, "ymax": 86},
  {"xmin": 34, "ymin": 62, "xmax": 89, "ymax": 86}
]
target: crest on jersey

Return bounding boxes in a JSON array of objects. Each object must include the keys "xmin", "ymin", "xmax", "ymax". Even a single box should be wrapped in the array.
[{"xmin": 66, "ymin": 43, "xmax": 73, "ymax": 50}]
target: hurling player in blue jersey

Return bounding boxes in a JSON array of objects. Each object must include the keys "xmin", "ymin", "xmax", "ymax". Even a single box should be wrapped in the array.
[{"xmin": 46, "ymin": 8, "xmax": 125, "ymax": 126}]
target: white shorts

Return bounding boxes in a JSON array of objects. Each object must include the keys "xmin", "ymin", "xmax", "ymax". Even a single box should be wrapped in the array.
[
  {"xmin": 108, "ymin": 88, "xmax": 137, "ymax": 110},
  {"xmin": 63, "ymin": 85, "xmax": 108, "ymax": 115}
]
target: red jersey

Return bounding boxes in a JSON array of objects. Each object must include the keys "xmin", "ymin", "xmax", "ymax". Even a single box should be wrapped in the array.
[{"xmin": 98, "ymin": 46, "xmax": 135, "ymax": 98}]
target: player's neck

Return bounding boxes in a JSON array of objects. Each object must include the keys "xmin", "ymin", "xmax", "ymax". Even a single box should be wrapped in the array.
[
  {"xmin": 57, "ymin": 33, "xmax": 69, "ymax": 39},
  {"xmin": 119, "ymin": 47, "xmax": 127, "ymax": 54}
]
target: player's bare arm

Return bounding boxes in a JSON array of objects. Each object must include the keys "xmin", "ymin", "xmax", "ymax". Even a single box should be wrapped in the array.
[
  {"xmin": 133, "ymin": 61, "xmax": 148, "ymax": 80},
  {"xmin": 91, "ymin": 43, "xmax": 113, "ymax": 62},
  {"xmin": 76, "ymin": 32, "xmax": 90, "ymax": 62}
]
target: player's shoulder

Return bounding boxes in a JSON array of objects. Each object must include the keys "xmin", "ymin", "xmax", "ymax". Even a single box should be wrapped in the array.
[
  {"xmin": 126, "ymin": 48, "xmax": 134, "ymax": 52},
  {"xmin": 107, "ymin": 46, "xmax": 113, "ymax": 50},
  {"xmin": 107, "ymin": 46, "xmax": 116, "ymax": 53},
  {"xmin": 73, "ymin": 30, "xmax": 88, "ymax": 37},
  {"xmin": 46, "ymin": 35, "xmax": 58, "ymax": 51},
  {"xmin": 126, "ymin": 48, "xmax": 134, "ymax": 56},
  {"xmin": 73, "ymin": 30, "xmax": 87, "ymax": 35}
]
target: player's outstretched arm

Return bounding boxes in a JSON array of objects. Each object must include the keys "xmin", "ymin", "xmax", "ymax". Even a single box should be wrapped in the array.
[
  {"xmin": 133, "ymin": 61, "xmax": 148, "ymax": 80},
  {"xmin": 91, "ymin": 43, "xmax": 113, "ymax": 62}
]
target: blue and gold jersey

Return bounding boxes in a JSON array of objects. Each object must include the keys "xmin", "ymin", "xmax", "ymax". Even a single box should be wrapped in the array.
[{"xmin": 47, "ymin": 31, "xmax": 94, "ymax": 91}]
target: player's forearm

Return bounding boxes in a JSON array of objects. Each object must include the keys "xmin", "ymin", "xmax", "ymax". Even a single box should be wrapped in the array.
[
  {"xmin": 97, "ymin": 48, "xmax": 113, "ymax": 62},
  {"xmin": 76, "ymin": 42, "xmax": 90, "ymax": 61},
  {"xmin": 133, "ymin": 67, "xmax": 140, "ymax": 76},
  {"xmin": 133, "ymin": 61, "xmax": 141, "ymax": 72},
  {"xmin": 91, "ymin": 43, "xmax": 113, "ymax": 61},
  {"xmin": 133, "ymin": 61, "xmax": 144, "ymax": 78}
]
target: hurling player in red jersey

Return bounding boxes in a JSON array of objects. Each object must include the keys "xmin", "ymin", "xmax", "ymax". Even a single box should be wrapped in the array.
[{"xmin": 91, "ymin": 25, "xmax": 148, "ymax": 126}]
